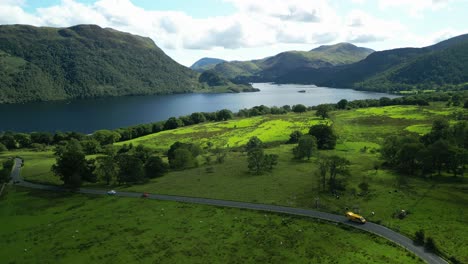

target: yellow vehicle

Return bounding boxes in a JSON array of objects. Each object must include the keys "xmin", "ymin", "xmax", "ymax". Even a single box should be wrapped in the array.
[{"xmin": 345, "ymin": 212, "xmax": 366, "ymax": 224}]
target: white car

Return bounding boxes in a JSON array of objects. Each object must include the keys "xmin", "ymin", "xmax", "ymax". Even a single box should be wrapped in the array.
[{"xmin": 107, "ymin": 190, "xmax": 117, "ymax": 195}]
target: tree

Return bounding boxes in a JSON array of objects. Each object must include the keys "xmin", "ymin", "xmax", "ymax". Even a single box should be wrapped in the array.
[
  {"xmin": 0, "ymin": 143, "xmax": 7, "ymax": 153},
  {"xmin": 13, "ymin": 133, "xmax": 31, "ymax": 148},
  {"xmin": 93, "ymin": 130, "xmax": 121, "ymax": 145},
  {"xmin": 247, "ymin": 147, "xmax": 265, "ymax": 175},
  {"xmin": 292, "ymin": 104, "xmax": 306, "ymax": 113},
  {"xmin": 287, "ymin": 131, "xmax": 302, "ymax": 144},
  {"xmin": 414, "ymin": 230, "xmax": 425, "ymax": 245},
  {"xmin": 245, "ymin": 136, "xmax": 263, "ymax": 152},
  {"xmin": 190, "ymin": 112, "xmax": 206, "ymax": 124},
  {"xmin": 216, "ymin": 109, "xmax": 233, "ymax": 121},
  {"xmin": 30, "ymin": 132, "xmax": 53, "ymax": 145},
  {"xmin": 336, "ymin": 99, "xmax": 348, "ymax": 110},
  {"xmin": 81, "ymin": 139, "xmax": 101, "ymax": 155},
  {"xmin": 171, "ymin": 148, "xmax": 197, "ymax": 170},
  {"xmin": 397, "ymin": 142, "xmax": 424, "ymax": 175},
  {"xmin": 51, "ymin": 139, "xmax": 87, "ymax": 188},
  {"xmin": 0, "ymin": 134, "xmax": 16, "ymax": 149},
  {"xmin": 144, "ymin": 156, "xmax": 169, "ymax": 178},
  {"xmin": 264, "ymin": 154, "xmax": 278, "ymax": 170},
  {"xmin": 164, "ymin": 117, "xmax": 183, "ymax": 130},
  {"xmin": 95, "ymin": 156, "xmax": 119, "ymax": 185},
  {"xmin": 315, "ymin": 104, "xmax": 330, "ymax": 119},
  {"xmin": 318, "ymin": 158, "xmax": 328, "ymax": 191},
  {"xmin": 133, "ymin": 144, "xmax": 154, "ymax": 164},
  {"xmin": 293, "ymin": 135, "xmax": 317, "ymax": 160},
  {"xmin": 168, "ymin": 142, "xmax": 201, "ymax": 169},
  {"xmin": 116, "ymin": 154, "xmax": 145, "ymax": 184},
  {"xmin": 309, "ymin": 124, "xmax": 337, "ymax": 150},
  {"xmin": 326, "ymin": 155, "xmax": 351, "ymax": 192}
]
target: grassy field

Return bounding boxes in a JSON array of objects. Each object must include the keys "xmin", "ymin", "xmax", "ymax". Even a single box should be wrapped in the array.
[
  {"xmin": 9, "ymin": 103, "xmax": 468, "ymax": 262},
  {"xmin": 0, "ymin": 150, "xmax": 60, "ymax": 185},
  {"xmin": 115, "ymin": 113, "xmax": 326, "ymax": 151},
  {"xmin": 0, "ymin": 187, "xmax": 422, "ymax": 264}
]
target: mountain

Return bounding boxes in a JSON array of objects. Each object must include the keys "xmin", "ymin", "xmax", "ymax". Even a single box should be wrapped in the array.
[
  {"xmin": 277, "ymin": 34, "xmax": 468, "ymax": 92},
  {"xmin": 210, "ymin": 43, "xmax": 374, "ymax": 82},
  {"xmin": 0, "ymin": 25, "xmax": 251, "ymax": 104},
  {"xmin": 191, "ymin": 57, "xmax": 226, "ymax": 72}
]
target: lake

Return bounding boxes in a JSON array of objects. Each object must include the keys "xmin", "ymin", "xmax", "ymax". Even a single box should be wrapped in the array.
[{"xmin": 0, "ymin": 83, "xmax": 398, "ymax": 133}]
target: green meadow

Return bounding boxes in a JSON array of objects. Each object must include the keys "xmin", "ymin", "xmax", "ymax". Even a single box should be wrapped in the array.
[
  {"xmin": 4, "ymin": 103, "xmax": 467, "ymax": 262},
  {"xmin": 0, "ymin": 187, "xmax": 421, "ymax": 264}
]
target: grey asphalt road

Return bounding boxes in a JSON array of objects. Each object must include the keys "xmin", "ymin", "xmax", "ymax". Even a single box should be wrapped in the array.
[{"xmin": 10, "ymin": 158, "xmax": 447, "ymax": 264}]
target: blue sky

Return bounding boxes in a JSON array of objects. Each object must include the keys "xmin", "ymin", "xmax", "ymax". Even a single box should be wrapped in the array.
[{"xmin": 1, "ymin": 0, "xmax": 467, "ymax": 66}]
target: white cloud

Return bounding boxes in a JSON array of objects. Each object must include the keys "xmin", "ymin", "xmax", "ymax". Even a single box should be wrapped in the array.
[
  {"xmin": 344, "ymin": 10, "xmax": 407, "ymax": 43},
  {"xmin": 0, "ymin": 0, "xmax": 463, "ymax": 66},
  {"xmin": 378, "ymin": 0, "xmax": 452, "ymax": 17}
]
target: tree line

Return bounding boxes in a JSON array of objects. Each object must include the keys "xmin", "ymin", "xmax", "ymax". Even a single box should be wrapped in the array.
[{"xmin": 381, "ymin": 119, "xmax": 468, "ymax": 178}]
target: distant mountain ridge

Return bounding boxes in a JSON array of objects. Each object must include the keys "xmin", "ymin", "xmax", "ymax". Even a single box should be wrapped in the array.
[
  {"xmin": 191, "ymin": 57, "xmax": 226, "ymax": 72},
  {"xmin": 209, "ymin": 43, "xmax": 374, "ymax": 82},
  {"xmin": 276, "ymin": 33, "xmax": 468, "ymax": 92}
]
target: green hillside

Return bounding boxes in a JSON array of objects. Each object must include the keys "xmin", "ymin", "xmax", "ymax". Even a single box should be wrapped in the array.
[
  {"xmin": 0, "ymin": 24, "xmax": 214, "ymax": 104},
  {"xmin": 211, "ymin": 43, "xmax": 373, "ymax": 82},
  {"xmin": 277, "ymin": 34, "xmax": 468, "ymax": 93},
  {"xmin": 190, "ymin": 57, "xmax": 226, "ymax": 72}
]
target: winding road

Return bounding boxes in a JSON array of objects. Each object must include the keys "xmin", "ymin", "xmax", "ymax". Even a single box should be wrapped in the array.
[{"xmin": 10, "ymin": 158, "xmax": 447, "ymax": 264}]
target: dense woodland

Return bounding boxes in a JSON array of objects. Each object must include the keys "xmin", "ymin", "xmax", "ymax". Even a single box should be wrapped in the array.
[{"xmin": 0, "ymin": 25, "xmax": 202, "ymax": 103}]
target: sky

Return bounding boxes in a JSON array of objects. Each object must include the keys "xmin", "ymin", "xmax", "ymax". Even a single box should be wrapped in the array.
[{"xmin": 0, "ymin": 0, "xmax": 467, "ymax": 66}]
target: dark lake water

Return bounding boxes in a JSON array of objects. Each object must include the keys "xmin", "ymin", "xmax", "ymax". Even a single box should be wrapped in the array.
[{"xmin": 0, "ymin": 83, "xmax": 398, "ymax": 133}]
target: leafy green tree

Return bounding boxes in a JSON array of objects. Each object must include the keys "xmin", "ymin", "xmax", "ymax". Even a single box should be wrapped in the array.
[
  {"xmin": 425, "ymin": 140, "xmax": 450, "ymax": 175},
  {"xmin": 133, "ymin": 144, "xmax": 154, "ymax": 164},
  {"xmin": 93, "ymin": 130, "xmax": 121, "ymax": 145},
  {"xmin": 245, "ymin": 136, "xmax": 263, "ymax": 153},
  {"xmin": 0, "ymin": 143, "xmax": 7, "ymax": 153},
  {"xmin": 309, "ymin": 124, "xmax": 337, "ymax": 150},
  {"xmin": 144, "ymin": 156, "xmax": 169, "ymax": 178},
  {"xmin": 171, "ymin": 148, "xmax": 197, "ymax": 170},
  {"xmin": 216, "ymin": 109, "xmax": 233, "ymax": 121},
  {"xmin": 414, "ymin": 230, "xmax": 425, "ymax": 245},
  {"xmin": 292, "ymin": 104, "xmax": 307, "ymax": 113},
  {"xmin": 380, "ymin": 135, "xmax": 400, "ymax": 166},
  {"xmin": 336, "ymin": 99, "xmax": 348, "ymax": 110},
  {"xmin": 81, "ymin": 139, "xmax": 101, "ymax": 155},
  {"xmin": 318, "ymin": 158, "xmax": 328, "ymax": 191},
  {"xmin": 51, "ymin": 139, "xmax": 87, "ymax": 188},
  {"xmin": 213, "ymin": 147, "xmax": 228, "ymax": 164},
  {"xmin": 326, "ymin": 155, "xmax": 351, "ymax": 192},
  {"xmin": 315, "ymin": 104, "xmax": 330, "ymax": 119},
  {"xmin": 190, "ymin": 112, "xmax": 206, "ymax": 124},
  {"xmin": 13, "ymin": 133, "xmax": 31, "ymax": 148},
  {"xmin": 247, "ymin": 148, "xmax": 265, "ymax": 175},
  {"xmin": 263, "ymin": 154, "xmax": 278, "ymax": 170},
  {"xmin": 397, "ymin": 142, "xmax": 424, "ymax": 175},
  {"xmin": 95, "ymin": 155, "xmax": 119, "ymax": 185},
  {"xmin": 116, "ymin": 154, "xmax": 145, "ymax": 184},
  {"xmin": 82, "ymin": 159, "xmax": 97, "ymax": 183},
  {"xmin": 0, "ymin": 134, "xmax": 16, "ymax": 149},
  {"xmin": 287, "ymin": 131, "xmax": 303, "ymax": 144},
  {"xmin": 164, "ymin": 117, "xmax": 183, "ymax": 130},
  {"xmin": 293, "ymin": 135, "xmax": 317, "ymax": 160},
  {"xmin": 30, "ymin": 132, "xmax": 53, "ymax": 145},
  {"xmin": 245, "ymin": 137, "xmax": 278, "ymax": 174}
]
